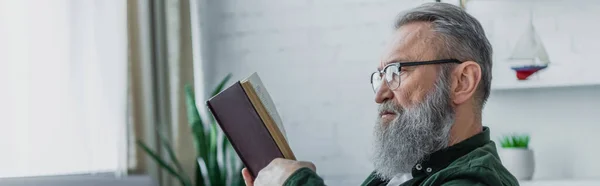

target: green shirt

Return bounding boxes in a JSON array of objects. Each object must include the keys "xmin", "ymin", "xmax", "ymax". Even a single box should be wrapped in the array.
[{"xmin": 284, "ymin": 127, "xmax": 519, "ymax": 186}]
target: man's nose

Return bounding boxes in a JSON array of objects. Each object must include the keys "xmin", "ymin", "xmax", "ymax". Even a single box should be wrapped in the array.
[{"xmin": 375, "ymin": 80, "xmax": 393, "ymax": 104}]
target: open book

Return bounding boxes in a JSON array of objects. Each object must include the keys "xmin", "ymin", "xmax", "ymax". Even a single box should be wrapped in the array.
[{"xmin": 206, "ymin": 73, "xmax": 295, "ymax": 177}]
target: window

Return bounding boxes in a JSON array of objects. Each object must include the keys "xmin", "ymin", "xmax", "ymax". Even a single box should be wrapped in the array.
[{"xmin": 0, "ymin": 0, "xmax": 127, "ymax": 178}]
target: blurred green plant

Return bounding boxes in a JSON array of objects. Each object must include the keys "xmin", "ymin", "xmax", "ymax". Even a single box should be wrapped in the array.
[
  {"xmin": 499, "ymin": 134, "xmax": 530, "ymax": 149},
  {"xmin": 137, "ymin": 74, "xmax": 244, "ymax": 186}
]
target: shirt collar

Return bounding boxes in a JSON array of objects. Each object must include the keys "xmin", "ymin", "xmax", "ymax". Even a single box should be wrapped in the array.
[{"xmin": 410, "ymin": 127, "xmax": 490, "ymax": 178}]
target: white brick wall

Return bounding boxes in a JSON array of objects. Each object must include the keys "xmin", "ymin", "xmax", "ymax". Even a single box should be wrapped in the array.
[
  {"xmin": 469, "ymin": 0, "xmax": 600, "ymax": 180},
  {"xmin": 469, "ymin": 1, "xmax": 600, "ymax": 89},
  {"xmin": 202, "ymin": 0, "xmax": 600, "ymax": 184}
]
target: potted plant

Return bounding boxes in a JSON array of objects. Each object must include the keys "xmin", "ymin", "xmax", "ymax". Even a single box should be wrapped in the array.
[
  {"xmin": 498, "ymin": 134, "xmax": 534, "ymax": 180},
  {"xmin": 137, "ymin": 74, "xmax": 244, "ymax": 186}
]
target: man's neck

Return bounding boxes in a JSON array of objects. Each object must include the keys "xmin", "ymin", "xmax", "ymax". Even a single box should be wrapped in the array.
[{"xmin": 448, "ymin": 110, "xmax": 483, "ymax": 146}]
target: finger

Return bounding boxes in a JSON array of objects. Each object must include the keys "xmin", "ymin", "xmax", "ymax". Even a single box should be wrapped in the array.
[
  {"xmin": 299, "ymin": 161, "xmax": 316, "ymax": 172},
  {"xmin": 242, "ymin": 168, "xmax": 254, "ymax": 186},
  {"xmin": 271, "ymin": 157, "xmax": 286, "ymax": 164}
]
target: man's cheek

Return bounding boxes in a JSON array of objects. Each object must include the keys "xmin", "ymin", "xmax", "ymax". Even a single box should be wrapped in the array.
[
  {"xmin": 410, "ymin": 83, "xmax": 432, "ymax": 105},
  {"xmin": 392, "ymin": 88, "xmax": 413, "ymax": 108}
]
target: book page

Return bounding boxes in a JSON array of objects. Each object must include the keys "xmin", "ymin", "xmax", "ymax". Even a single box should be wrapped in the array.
[{"xmin": 244, "ymin": 73, "xmax": 287, "ymax": 139}]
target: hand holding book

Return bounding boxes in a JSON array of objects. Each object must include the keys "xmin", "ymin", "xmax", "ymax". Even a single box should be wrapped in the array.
[{"xmin": 241, "ymin": 158, "xmax": 316, "ymax": 186}]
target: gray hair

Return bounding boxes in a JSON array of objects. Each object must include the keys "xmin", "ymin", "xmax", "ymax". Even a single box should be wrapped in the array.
[{"xmin": 395, "ymin": 2, "xmax": 493, "ymax": 112}]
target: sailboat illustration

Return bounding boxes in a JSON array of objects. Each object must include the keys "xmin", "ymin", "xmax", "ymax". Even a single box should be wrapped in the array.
[{"xmin": 508, "ymin": 19, "xmax": 550, "ymax": 80}]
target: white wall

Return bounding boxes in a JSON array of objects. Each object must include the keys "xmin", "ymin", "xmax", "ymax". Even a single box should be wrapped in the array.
[
  {"xmin": 486, "ymin": 86, "xmax": 600, "ymax": 180},
  {"xmin": 202, "ymin": 0, "xmax": 600, "ymax": 185},
  {"xmin": 470, "ymin": 0, "xmax": 600, "ymax": 180}
]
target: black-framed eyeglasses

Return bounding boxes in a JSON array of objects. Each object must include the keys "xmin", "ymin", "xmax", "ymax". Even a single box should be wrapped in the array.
[{"xmin": 370, "ymin": 59, "xmax": 462, "ymax": 93}]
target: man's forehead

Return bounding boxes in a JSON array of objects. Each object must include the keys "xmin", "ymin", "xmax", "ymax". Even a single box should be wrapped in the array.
[
  {"xmin": 379, "ymin": 55, "xmax": 411, "ymax": 69},
  {"xmin": 378, "ymin": 22, "xmax": 435, "ymax": 69}
]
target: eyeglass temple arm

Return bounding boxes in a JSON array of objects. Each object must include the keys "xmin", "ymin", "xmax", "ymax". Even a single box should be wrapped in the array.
[{"xmin": 400, "ymin": 59, "xmax": 462, "ymax": 67}]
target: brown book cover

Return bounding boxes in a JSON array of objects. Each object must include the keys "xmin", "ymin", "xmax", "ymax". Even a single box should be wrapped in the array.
[{"xmin": 206, "ymin": 73, "xmax": 295, "ymax": 177}]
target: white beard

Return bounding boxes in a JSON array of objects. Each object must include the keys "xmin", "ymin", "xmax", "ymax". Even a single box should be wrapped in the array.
[{"xmin": 371, "ymin": 69, "xmax": 455, "ymax": 180}]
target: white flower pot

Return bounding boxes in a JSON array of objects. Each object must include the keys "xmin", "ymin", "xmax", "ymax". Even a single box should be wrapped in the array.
[{"xmin": 498, "ymin": 148, "xmax": 535, "ymax": 180}]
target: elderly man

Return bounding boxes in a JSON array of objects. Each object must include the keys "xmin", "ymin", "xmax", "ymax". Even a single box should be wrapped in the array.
[{"xmin": 243, "ymin": 2, "xmax": 518, "ymax": 186}]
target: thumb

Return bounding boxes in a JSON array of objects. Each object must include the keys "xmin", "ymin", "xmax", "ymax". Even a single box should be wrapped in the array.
[{"xmin": 242, "ymin": 168, "xmax": 254, "ymax": 186}]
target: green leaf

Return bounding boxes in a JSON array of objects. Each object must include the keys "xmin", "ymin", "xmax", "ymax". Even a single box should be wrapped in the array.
[
  {"xmin": 220, "ymin": 133, "xmax": 228, "ymax": 184},
  {"xmin": 499, "ymin": 136, "xmax": 510, "ymax": 148},
  {"xmin": 185, "ymin": 74, "xmax": 240, "ymax": 186},
  {"xmin": 499, "ymin": 134, "xmax": 530, "ymax": 148},
  {"xmin": 220, "ymin": 130, "xmax": 238, "ymax": 184},
  {"xmin": 210, "ymin": 74, "xmax": 232, "ymax": 97},
  {"xmin": 195, "ymin": 163, "xmax": 205, "ymax": 186},
  {"xmin": 157, "ymin": 131, "xmax": 192, "ymax": 185},
  {"xmin": 203, "ymin": 74, "xmax": 231, "ymax": 186},
  {"xmin": 208, "ymin": 121, "xmax": 222, "ymax": 186},
  {"xmin": 136, "ymin": 140, "xmax": 191, "ymax": 186},
  {"xmin": 229, "ymin": 143, "xmax": 244, "ymax": 186},
  {"xmin": 185, "ymin": 85, "xmax": 208, "ymax": 160},
  {"xmin": 197, "ymin": 158, "xmax": 211, "ymax": 186},
  {"xmin": 231, "ymin": 166, "xmax": 245, "ymax": 186}
]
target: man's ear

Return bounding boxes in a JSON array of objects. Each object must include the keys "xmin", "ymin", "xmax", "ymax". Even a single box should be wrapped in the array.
[{"xmin": 451, "ymin": 61, "xmax": 481, "ymax": 105}]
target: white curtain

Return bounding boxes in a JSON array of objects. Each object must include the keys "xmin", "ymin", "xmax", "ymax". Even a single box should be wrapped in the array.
[
  {"xmin": 0, "ymin": 0, "xmax": 128, "ymax": 178},
  {"xmin": 128, "ymin": 0, "xmax": 197, "ymax": 185}
]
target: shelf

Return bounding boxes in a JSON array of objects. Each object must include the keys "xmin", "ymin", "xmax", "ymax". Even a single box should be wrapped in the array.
[
  {"xmin": 520, "ymin": 180, "xmax": 600, "ymax": 186},
  {"xmin": 491, "ymin": 79, "xmax": 600, "ymax": 90},
  {"xmin": 490, "ymin": 61, "xmax": 600, "ymax": 90}
]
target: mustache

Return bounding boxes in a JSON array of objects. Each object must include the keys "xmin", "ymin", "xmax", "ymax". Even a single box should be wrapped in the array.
[{"xmin": 378, "ymin": 101, "xmax": 404, "ymax": 115}]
